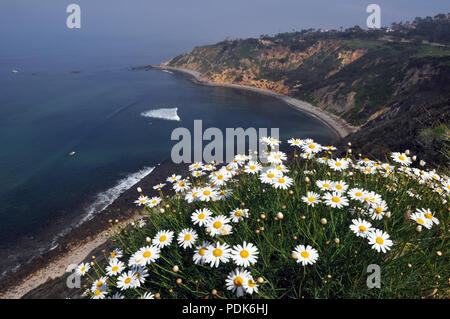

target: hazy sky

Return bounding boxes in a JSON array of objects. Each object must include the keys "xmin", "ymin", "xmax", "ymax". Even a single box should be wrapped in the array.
[{"xmin": 1, "ymin": 1, "xmax": 449, "ymax": 64}]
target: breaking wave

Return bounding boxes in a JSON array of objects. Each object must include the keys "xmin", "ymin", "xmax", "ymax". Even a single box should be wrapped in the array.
[{"xmin": 141, "ymin": 107, "xmax": 181, "ymax": 121}]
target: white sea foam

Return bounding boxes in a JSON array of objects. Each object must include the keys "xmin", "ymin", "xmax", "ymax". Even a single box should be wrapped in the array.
[
  {"xmin": 141, "ymin": 107, "xmax": 181, "ymax": 121},
  {"xmin": 78, "ymin": 166, "xmax": 155, "ymax": 225}
]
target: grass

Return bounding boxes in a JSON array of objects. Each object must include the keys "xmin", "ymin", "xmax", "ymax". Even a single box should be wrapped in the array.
[{"xmin": 80, "ymin": 139, "xmax": 449, "ymax": 299}]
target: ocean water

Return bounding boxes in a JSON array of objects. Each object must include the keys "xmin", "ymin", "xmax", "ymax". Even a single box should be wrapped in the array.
[{"xmin": 0, "ymin": 37, "xmax": 337, "ymax": 277}]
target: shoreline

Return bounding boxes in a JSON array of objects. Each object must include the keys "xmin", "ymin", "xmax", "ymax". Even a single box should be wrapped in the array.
[{"xmin": 154, "ymin": 65, "xmax": 358, "ymax": 139}]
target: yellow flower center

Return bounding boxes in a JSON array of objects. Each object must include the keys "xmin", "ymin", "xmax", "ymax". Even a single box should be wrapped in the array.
[
  {"xmin": 94, "ymin": 289, "xmax": 102, "ymax": 296},
  {"xmin": 213, "ymin": 221, "xmax": 222, "ymax": 229},
  {"xmin": 199, "ymin": 248, "xmax": 206, "ymax": 256},
  {"xmin": 267, "ymin": 173, "xmax": 275, "ymax": 178},
  {"xmin": 308, "ymin": 197, "xmax": 316, "ymax": 202},
  {"xmin": 184, "ymin": 234, "xmax": 191, "ymax": 241},
  {"xmin": 80, "ymin": 267, "xmax": 86, "ymax": 272},
  {"xmin": 96, "ymin": 281, "xmax": 103, "ymax": 288},
  {"xmin": 398, "ymin": 155, "xmax": 405, "ymax": 161},
  {"xmin": 248, "ymin": 279, "xmax": 256, "ymax": 287},
  {"xmin": 179, "ymin": 181, "xmax": 184, "ymax": 187},
  {"xmin": 159, "ymin": 235, "xmax": 167, "ymax": 242},
  {"xmin": 235, "ymin": 211, "xmax": 242, "ymax": 216},
  {"xmin": 355, "ymin": 192, "xmax": 362, "ymax": 197},
  {"xmin": 425, "ymin": 213, "xmax": 432, "ymax": 219},
  {"xmin": 124, "ymin": 278, "xmax": 131, "ymax": 284},
  {"xmin": 359, "ymin": 226, "xmax": 367, "ymax": 232},
  {"xmin": 274, "ymin": 155, "xmax": 280, "ymax": 159},
  {"xmin": 309, "ymin": 144, "xmax": 316, "ymax": 149},
  {"xmin": 336, "ymin": 185, "xmax": 343, "ymax": 190},
  {"xmin": 278, "ymin": 178, "xmax": 285, "ymax": 184},
  {"xmin": 143, "ymin": 251, "xmax": 152, "ymax": 258},
  {"xmin": 323, "ymin": 183, "xmax": 330, "ymax": 188},
  {"xmin": 417, "ymin": 218, "xmax": 424, "ymax": 225},
  {"xmin": 301, "ymin": 251, "xmax": 309, "ymax": 258},
  {"xmin": 234, "ymin": 276, "xmax": 243, "ymax": 286},
  {"xmin": 376, "ymin": 207, "xmax": 383, "ymax": 214},
  {"xmin": 332, "ymin": 197, "xmax": 340, "ymax": 203},
  {"xmin": 336, "ymin": 162, "xmax": 342, "ymax": 167},
  {"xmin": 376, "ymin": 237, "xmax": 384, "ymax": 245},
  {"xmin": 203, "ymin": 190, "xmax": 211, "ymax": 196},
  {"xmin": 112, "ymin": 266, "xmax": 119, "ymax": 272},
  {"xmin": 218, "ymin": 175, "xmax": 223, "ymax": 180},
  {"xmin": 213, "ymin": 249, "xmax": 222, "ymax": 257},
  {"xmin": 198, "ymin": 213, "xmax": 205, "ymax": 219},
  {"xmin": 240, "ymin": 250, "xmax": 249, "ymax": 258},
  {"xmin": 250, "ymin": 165, "xmax": 256, "ymax": 170}
]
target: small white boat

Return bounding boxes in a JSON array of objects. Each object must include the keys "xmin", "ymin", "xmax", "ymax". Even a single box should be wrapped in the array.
[
  {"xmin": 162, "ymin": 70, "xmax": 173, "ymax": 74},
  {"xmin": 12, "ymin": 69, "xmax": 18, "ymax": 73},
  {"xmin": 69, "ymin": 151, "xmax": 76, "ymax": 156}
]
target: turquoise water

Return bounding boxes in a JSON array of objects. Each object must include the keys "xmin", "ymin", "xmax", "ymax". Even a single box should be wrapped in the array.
[{"xmin": 0, "ymin": 40, "xmax": 337, "ymax": 275}]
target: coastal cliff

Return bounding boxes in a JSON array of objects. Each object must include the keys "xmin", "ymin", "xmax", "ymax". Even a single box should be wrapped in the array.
[{"xmin": 164, "ymin": 15, "xmax": 450, "ymax": 167}]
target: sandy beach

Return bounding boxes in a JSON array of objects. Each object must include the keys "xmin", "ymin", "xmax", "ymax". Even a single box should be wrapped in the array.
[
  {"xmin": 155, "ymin": 66, "xmax": 358, "ymax": 138},
  {"xmin": 0, "ymin": 66, "xmax": 357, "ymax": 299}
]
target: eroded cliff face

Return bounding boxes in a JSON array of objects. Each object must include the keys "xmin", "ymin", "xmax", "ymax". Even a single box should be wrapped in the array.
[{"xmin": 166, "ymin": 40, "xmax": 367, "ymax": 98}]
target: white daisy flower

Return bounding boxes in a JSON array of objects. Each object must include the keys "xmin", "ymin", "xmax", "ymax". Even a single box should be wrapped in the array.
[
  {"xmin": 75, "ymin": 262, "xmax": 90, "ymax": 277},
  {"xmin": 391, "ymin": 152, "xmax": 412, "ymax": 166},
  {"xmin": 332, "ymin": 181, "xmax": 348, "ymax": 193},
  {"xmin": 267, "ymin": 151, "xmax": 287, "ymax": 164},
  {"xmin": 92, "ymin": 287, "xmax": 108, "ymax": 299},
  {"xmin": 323, "ymin": 192, "xmax": 349, "ymax": 209},
  {"xmin": 259, "ymin": 169, "xmax": 282, "ymax": 184},
  {"xmin": 185, "ymin": 187, "xmax": 201, "ymax": 203},
  {"xmin": 198, "ymin": 187, "xmax": 218, "ymax": 202},
  {"xmin": 288, "ymin": 138, "xmax": 303, "ymax": 147},
  {"xmin": 134, "ymin": 195, "xmax": 149, "ymax": 206},
  {"xmin": 135, "ymin": 219, "xmax": 146, "ymax": 228},
  {"xmin": 173, "ymin": 179, "xmax": 191, "ymax": 193},
  {"xmin": 216, "ymin": 188, "xmax": 233, "ymax": 200},
  {"xmin": 193, "ymin": 241, "xmax": 212, "ymax": 265},
  {"xmin": 117, "ymin": 271, "xmax": 138, "ymax": 291},
  {"xmin": 244, "ymin": 161, "xmax": 262, "ymax": 174},
  {"xmin": 91, "ymin": 276, "xmax": 108, "ymax": 293},
  {"xmin": 189, "ymin": 162, "xmax": 204, "ymax": 171},
  {"xmin": 106, "ymin": 259, "xmax": 125, "ymax": 277},
  {"xmin": 191, "ymin": 208, "xmax": 213, "ymax": 226},
  {"xmin": 133, "ymin": 245, "xmax": 161, "ymax": 266},
  {"xmin": 177, "ymin": 228, "xmax": 198, "ymax": 249},
  {"xmin": 349, "ymin": 218, "xmax": 374, "ymax": 238},
  {"xmin": 302, "ymin": 191, "xmax": 321, "ymax": 207},
  {"xmin": 152, "ymin": 183, "xmax": 166, "ymax": 190},
  {"xmin": 210, "ymin": 170, "xmax": 231, "ymax": 186},
  {"xmin": 229, "ymin": 208, "xmax": 249, "ymax": 223},
  {"xmin": 167, "ymin": 174, "xmax": 181, "ymax": 183},
  {"xmin": 207, "ymin": 215, "xmax": 232, "ymax": 237},
  {"xmin": 225, "ymin": 268, "xmax": 251, "ymax": 297},
  {"xmin": 369, "ymin": 200, "xmax": 389, "ymax": 220},
  {"xmin": 316, "ymin": 180, "xmax": 334, "ymax": 192},
  {"xmin": 204, "ymin": 242, "xmax": 231, "ymax": 268},
  {"xmin": 292, "ymin": 244, "xmax": 319, "ymax": 266},
  {"xmin": 416, "ymin": 208, "xmax": 440, "ymax": 225},
  {"xmin": 272, "ymin": 175, "xmax": 293, "ymax": 190},
  {"xmin": 348, "ymin": 188, "xmax": 366, "ymax": 202},
  {"xmin": 108, "ymin": 248, "xmax": 123, "ymax": 261},
  {"xmin": 131, "ymin": 265, "xmax": 148, "ymax": 287},
  {"xmin": 243, "ymin": 276, "xmax": 259, "ymax": 295},
  {"xmin": 231, "ymin": 242, "xmax": 259, "ymax": 267},
  {"xmin": 147, "ymin": 196, "xmax": 162, "ymax": 208},
  {"xmin": 191, "ymin": 170, "xmax": 205, "ymax": 178},
  {"xmin": 328, "ymin": 158, "xmax": 349, "ymax": 171},
  {"xmin": 153, "ymin": 230, "xmax": 174, "ymax": 248},
  {"xmin": 410, "ymin": 212, "xmax": 433, "ymax": 229},
  {"xmin": 367, "ymin": 229, "xmax": 393, "ymax": 253}
]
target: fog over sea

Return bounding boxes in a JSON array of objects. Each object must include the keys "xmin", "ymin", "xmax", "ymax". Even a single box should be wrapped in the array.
[{"xmin": 0, "ymin": 36, "xmax": 336, "ymax": 278}]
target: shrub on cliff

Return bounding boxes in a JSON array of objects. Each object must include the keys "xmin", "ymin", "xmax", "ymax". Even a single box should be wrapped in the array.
[{"xmin": 77, "ymin": 137, "xmax": 448, "ymax": 299}]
